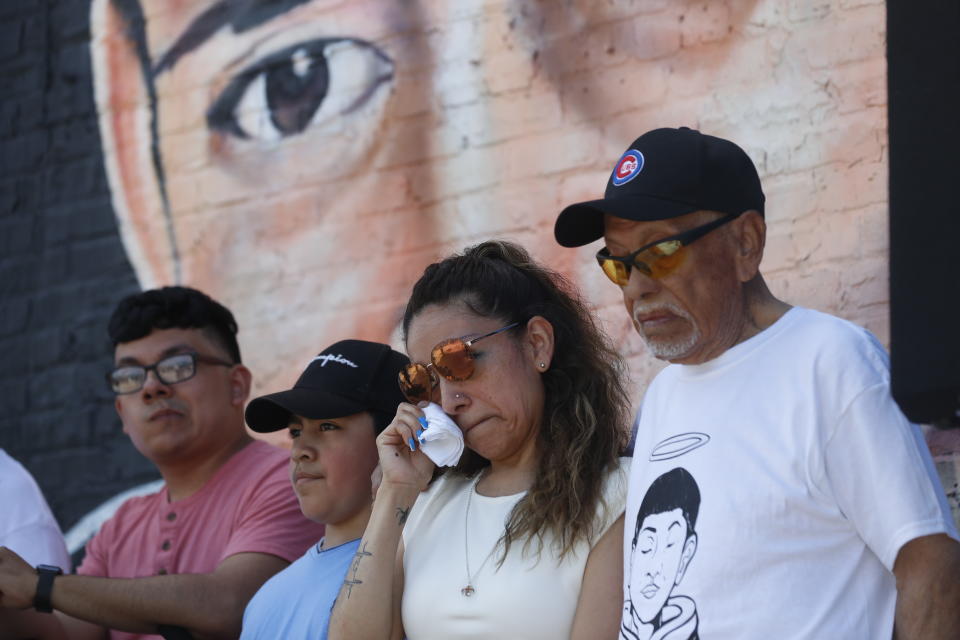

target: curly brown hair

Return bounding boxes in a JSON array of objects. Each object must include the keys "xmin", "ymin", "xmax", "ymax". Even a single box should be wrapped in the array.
[{"xmin": 402, "ymin": 240, "xmax": 629, "ymax": 560}]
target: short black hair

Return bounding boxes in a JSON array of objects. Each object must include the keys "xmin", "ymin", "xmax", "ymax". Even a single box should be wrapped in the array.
[
  {"xmin": 108, "ymin": 286, "xmax": 242, "ymax": 363},
  {"xmin": 633, "ymin": 467, "xmax": 701, "ymax": 546}
]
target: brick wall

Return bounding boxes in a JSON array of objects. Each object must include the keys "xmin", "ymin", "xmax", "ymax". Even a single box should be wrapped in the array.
[
  {"xmin": 0, "ymin": 0, "xmax": 157, "ymax": 535},
  {"xmin": 85, "ymin": 0, "xmax": 895, "ymax": 402},
  {"xmin": 3, "ymin": 0, "xmax": 957, "ymax": 534}
]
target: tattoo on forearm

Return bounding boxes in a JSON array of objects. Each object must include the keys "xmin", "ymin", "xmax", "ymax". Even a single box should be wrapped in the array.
[
  {"xmin": 342, "ymin": 542, "xmax": 373, "ymax": 599},
  {"xmin": 396, "ymin": 506, "xmax": 410, "ymax": 526}
]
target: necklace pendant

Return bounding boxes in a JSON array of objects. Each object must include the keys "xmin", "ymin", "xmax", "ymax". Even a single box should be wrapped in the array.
[{"xmin": 461, "ymin": 585, "xmax": 475, "ymax": 597}]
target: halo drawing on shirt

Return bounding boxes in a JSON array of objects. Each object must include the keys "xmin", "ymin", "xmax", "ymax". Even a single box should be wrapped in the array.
[
  {"xmin": 649, "ymin": 433, "xmax": 710, "ymax": 462},
  {"xmin": 622, "ymin": 468, "xmax": 701, "ymax": 640}
]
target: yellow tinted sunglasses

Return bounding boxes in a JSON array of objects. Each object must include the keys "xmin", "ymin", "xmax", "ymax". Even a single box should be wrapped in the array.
[{"xmin": 596, "ymin": 212, "xmax": 742, "ymax": 285}]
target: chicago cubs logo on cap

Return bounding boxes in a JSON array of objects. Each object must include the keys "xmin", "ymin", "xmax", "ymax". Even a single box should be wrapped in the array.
[{"xmin": 611, "ymin": 149, "xmax": 644, "ymax": 186}]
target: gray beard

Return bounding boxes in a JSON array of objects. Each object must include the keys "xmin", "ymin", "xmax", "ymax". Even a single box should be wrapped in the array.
[
  {"xmin": 641, "ymin": 327, "xmax": 702, "ymax": 360},
  {"xmin": 632, "ymin": 303, "xmax": 702, "ymax": 361}
]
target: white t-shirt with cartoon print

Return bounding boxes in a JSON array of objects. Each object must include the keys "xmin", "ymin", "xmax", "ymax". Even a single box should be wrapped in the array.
[{"xmin": 621, "ymin": 307, "xmax": 957, "ymax": 640}]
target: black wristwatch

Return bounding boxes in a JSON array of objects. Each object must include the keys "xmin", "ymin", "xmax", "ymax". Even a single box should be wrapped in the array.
[{"xmin": 34, "ymin": 564, "xmax": 62, "ymax": 613}]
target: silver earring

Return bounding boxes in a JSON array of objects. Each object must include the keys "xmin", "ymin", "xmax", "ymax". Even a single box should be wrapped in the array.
[
  {"xmin": 538, "ymin": 362, "xmax": 546, "ymax": 369},
  {"xmin": 455, "ymin": 393, "xmax": 463, "ymax": 399}
]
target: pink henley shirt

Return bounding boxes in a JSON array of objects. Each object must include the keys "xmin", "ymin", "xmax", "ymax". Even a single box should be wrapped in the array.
[{"xmin": 77, "ymin": 440, "xmax": 324, "ymax": 640}]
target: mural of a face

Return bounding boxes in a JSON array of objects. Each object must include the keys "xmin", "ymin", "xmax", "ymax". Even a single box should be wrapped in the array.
[
  {"xmin": 91, "ymin": 0, "xmax": 442, "ymax": 391},
  {"xmin": 90, "ymin": 0, "xmax": 882, "ymax": 404}
]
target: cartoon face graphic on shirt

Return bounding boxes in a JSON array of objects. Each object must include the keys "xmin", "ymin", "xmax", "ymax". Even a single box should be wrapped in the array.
[
  {"xmin": 631, "ymin": 508, "xmax": 695, "ymax": 622},
  {"xmin": 622, "ymin": 467, "xmax": 701, "ymax": 640}
]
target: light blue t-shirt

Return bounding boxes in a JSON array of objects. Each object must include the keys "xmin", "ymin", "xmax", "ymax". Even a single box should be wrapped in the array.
[{"xmin": 240, "ymin": 537, "xmax": 359, "ymax": 640}]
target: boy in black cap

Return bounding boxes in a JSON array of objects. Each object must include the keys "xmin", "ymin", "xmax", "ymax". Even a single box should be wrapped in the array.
[{"xmin": 238, "ymin": 340, "xmax": 408, "ymax": 640}]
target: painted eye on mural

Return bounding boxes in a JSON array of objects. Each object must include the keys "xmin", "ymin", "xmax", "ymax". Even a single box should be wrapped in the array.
[{"xmin": 207, "ymin": 37, "xmax": 394, "ymax": 142}]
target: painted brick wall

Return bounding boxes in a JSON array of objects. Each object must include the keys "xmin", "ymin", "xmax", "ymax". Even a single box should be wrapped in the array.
[
  {"xmin": 3, "ymin": 0, "xmax": 958, "ymax": 536},
  {"xmin": 460, "ymin": 0, "xmax": 892, "ymax": 398},
  {"xmin": 86, "ymin": 0, "xmax": 894, "ymax": 403}
]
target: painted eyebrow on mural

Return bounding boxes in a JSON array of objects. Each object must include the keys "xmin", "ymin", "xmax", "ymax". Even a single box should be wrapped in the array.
[
  {"xmin": 156, "ymin": 0, "xmax": 317, "ymax": 74},
  {"xmin": 111, "ymin": 0, "xmax": 313, "ymax": 76},
  {"xmin": 106, "ymin": 0, "xmax": 319, "ymax": 284}
]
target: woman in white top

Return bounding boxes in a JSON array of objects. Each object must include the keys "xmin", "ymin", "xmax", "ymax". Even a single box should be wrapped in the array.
[{"xmin": 328, "ymin": 241, "xmax": 631, "ymax": 640}]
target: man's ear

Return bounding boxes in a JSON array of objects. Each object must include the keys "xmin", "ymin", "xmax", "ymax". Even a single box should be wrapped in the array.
[
  {"xmin": 524, "ymin": 315, "xmax": 555, "ymax": 372},
  {"xmin": 732, "ymin": 210, "xmax": 766, "ymax": 283},
  {"xmin": 115, "ymin": 396, "xmax": 129, "ymax": 434},
  {"xmin": 675, "ymin": 533, "xmax": 698, "ymax": 585},
  {"xmin": 229, "ymin": 365, "xmax": 253, "ymax": 406}
]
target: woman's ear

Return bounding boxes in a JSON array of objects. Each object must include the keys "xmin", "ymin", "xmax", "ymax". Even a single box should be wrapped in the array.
[{"xmin": 524, "ymin": 316, "xmax": 555, "ymax": 372}]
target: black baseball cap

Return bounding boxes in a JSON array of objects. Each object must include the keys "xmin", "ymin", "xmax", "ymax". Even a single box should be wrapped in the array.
[
  {"xmin": 245, "ymin": 340, "xmax": 409, "ymax": 434},
  {"xmin": 554, "ymin": 127, "xmax": 765, "ymax": 247}
]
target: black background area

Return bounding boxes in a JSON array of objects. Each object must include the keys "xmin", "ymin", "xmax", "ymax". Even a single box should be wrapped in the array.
[{"xmin": 887, "ymin": 0, "xmax": 960, "ymax": 426}]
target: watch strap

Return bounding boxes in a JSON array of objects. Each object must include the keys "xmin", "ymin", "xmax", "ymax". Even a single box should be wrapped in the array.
[{"xmin": 34, "ymin": 564, "xmax": 62, "ymax": 613}]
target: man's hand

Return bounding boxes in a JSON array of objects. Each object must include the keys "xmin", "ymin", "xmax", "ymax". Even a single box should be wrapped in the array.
[
  {"xmin": 1, "ymin": 546, "xmax": 287, "ymax": 637},
  {"xmin": 893, "ymin": 533, "xmax": 960, "ymax": 640},
  {"xmin": 0, "ymin": 547, "xmax": 41, "ymax": 610}
]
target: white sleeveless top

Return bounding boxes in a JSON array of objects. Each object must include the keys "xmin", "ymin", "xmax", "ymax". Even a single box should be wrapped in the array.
[{"xmin": 401, "ymin": 459, "xmax": 629, "ymax": 639}]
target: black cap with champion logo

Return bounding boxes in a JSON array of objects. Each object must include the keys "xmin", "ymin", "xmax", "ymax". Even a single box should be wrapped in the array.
[
  {"xmin": 245, "ymin": 339, "xmax": 409, "ymax": 433},
  {"xmin": 554, "ymin": 127, "xmax": 765, "ymax": 247}
]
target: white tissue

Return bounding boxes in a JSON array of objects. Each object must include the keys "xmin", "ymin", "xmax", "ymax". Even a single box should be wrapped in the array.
[{"xmin": 419, "ymin": 402, "xmax": 465, "ymax": 467}]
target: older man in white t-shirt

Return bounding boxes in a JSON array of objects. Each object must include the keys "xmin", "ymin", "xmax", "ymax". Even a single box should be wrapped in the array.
[{"xmin": 555, "ymin": 126, "xmax": 960, "ymax": 639}]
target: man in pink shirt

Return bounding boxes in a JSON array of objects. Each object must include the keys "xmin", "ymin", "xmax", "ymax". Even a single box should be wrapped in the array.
[{"xmin": 0, "ymin": 286, "xmax": 324, "ymax": 639}]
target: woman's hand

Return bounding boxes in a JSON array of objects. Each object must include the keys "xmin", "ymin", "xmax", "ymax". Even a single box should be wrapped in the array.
[{"xmin": 376, "ymin": 402, "xmax": 435, "ymax": 491}]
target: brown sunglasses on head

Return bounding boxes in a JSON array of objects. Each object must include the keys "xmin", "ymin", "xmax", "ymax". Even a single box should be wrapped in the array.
[{"xmin": 398, "ymin": 322, "xmax": 520, "ymax": 404}]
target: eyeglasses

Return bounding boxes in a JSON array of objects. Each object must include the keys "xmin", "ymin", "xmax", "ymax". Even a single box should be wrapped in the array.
[
  {"xmin": 107, "ymin": 352, "xmax": 235, "ymax": 394},
  {"xmin": 596, "ymin": 212, "xmax": 742, "ymax": 286},
  {"xmin": 398, "ymin": 322, "xmax": 520, "ymax": 404}
]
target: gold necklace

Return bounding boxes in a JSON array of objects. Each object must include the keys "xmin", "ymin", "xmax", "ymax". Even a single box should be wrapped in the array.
[{"xmin": 461, "ymin": 472, "xmax": 499, "ymax": 597}]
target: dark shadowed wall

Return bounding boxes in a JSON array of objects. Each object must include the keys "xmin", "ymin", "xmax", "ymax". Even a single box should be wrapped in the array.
[{"xmin": 0, "ymin": 0, "xmax": 157, "ymax": 536}]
